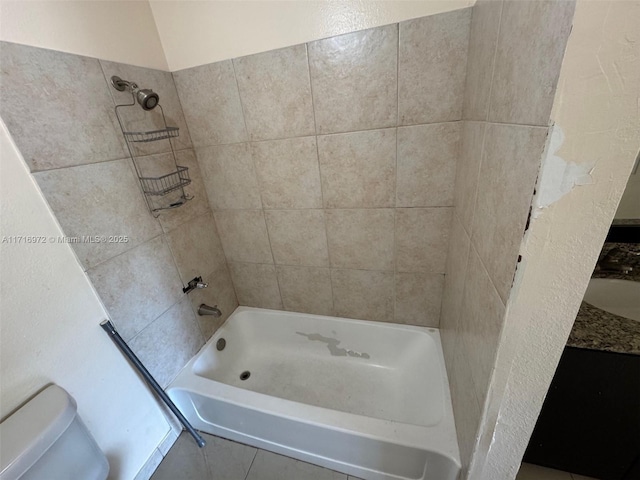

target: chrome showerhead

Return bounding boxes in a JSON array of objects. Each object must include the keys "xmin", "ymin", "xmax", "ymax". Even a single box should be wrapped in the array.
[{"xmin": 111, "ymin": 75, "xmax": 159, "ymax": 110}]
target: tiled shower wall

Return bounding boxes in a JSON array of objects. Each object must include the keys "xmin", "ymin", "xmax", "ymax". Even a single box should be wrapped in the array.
[
  {"xmin": 439, "ymin": 0, "xmax": 576, "ymax": 475},
  {"xmin": 0, "ymin": 42, "xmax": 238, "ymax": 388},
  {"xmin": 174, "ymin": 8, "xmax": 471, "ymax": 326}
]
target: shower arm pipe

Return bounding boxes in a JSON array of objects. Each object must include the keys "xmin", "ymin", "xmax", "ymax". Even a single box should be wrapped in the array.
[{"xmin": 100, "ymin": 320, "xmax": 206, "ymax": 448}]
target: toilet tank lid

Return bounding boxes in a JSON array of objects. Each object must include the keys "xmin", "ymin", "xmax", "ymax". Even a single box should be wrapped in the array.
[{"xmin": 0, "ymin": 385, "xmax": 77, "ymax": 480}]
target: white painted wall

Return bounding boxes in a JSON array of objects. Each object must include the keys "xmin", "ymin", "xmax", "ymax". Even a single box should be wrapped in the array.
[
  {"xmin": 0, "ymin": 0, "xmax": 168, "ymax": 70},
  {"xmin": 0, "ymin": 118, "xmax": 171, "ymax": 480},
  {"xmin": 149, "ymin": 0, "xmax": 475, "ymax": 71},
  {"xmin": 466, "ymin": 1, "xmax": 640, "ymax": 478}
]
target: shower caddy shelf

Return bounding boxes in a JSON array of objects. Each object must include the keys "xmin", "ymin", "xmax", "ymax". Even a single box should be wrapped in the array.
[
  {"xmin": 111, "ymin": 76, "xmax": 192, "ymax": 217},
  {"xmin": 122, "ymin": 126, "xmax": 180, "ymax": 143}
]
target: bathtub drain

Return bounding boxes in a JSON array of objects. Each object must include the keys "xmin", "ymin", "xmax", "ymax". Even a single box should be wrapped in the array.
[{"xmin": 240, "ymin": 371, "xmax": 251, "ymax": 381}]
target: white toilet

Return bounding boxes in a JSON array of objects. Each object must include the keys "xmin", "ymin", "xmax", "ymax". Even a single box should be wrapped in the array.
[{"xmin": 0, "ymin": 384, "xmax": 109, "ymax": 480}]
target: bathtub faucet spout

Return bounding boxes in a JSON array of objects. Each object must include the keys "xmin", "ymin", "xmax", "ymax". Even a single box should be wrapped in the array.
[{"xmin": 198, "ymin": 304, "xmax": 222, "ymax": 317}]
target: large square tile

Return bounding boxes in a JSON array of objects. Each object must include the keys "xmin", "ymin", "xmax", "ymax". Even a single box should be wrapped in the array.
[
  {"xmin": 129, "ymin": 296, "xmax": 204, "ymax": 388},
  {"xmin": 397, "ymin": 122, "xmax": 461, "ymax": 207},
  {"xmin": 228, "ymin": 262, "xmax": 283, "ymax": 309},
  {"xmin": 34, "ymin": 158, "xmax": 162, "ymax": 269},
  {"xmin": 166, "ymin": 212, "xmax": 226, "ymax": 284},
  {"xmin": 308, "ymin": 24, "xmax": 397, "ymax": 134},
  {"xmin": 318, "ymin": 129, "xmax": 396, "ymax": 208},
  {"xmin": 454, "ymin": 121, "xmax": 486, "ymax": 234},
  {"xmin": 331, "ymin": 269, "xmax": 394, "ymax": 322},
  {"xmin": 87, "ymin": 235, "xmax": 183, "ymax": 341},
  {"xmin": 100, "ymin": 60, "xmax": 192, "ymax": 155},
  {"xmin": 197, "ymin": 143, "xmax": 262, "ymax": 210},
  {"xmin": 188, "ymin": 262, "xmax": 238, "ymax": 340},
  {"xmin": 325, "ymin": 209, "xmax": 394, "ymax": 271},
  {"xmin": 489, "ymin": 0, "xmax": 575, "ymax": 125},
  {"xmin": 458, "ymin": 246, "xmax": 505, "ymax": 406},
  {"xmin": 440, "ymin": 213, "xmax": 471, "ymax": 353},
  {"xmin": 398, "ymin": 9, "xmax": 471, "ymax": 125},
  {"xmin": 395, "ymin": 208, "xmax": 452, "ymax": 273},
  {"xmin": 214, "ymin": 210, "xmax": 274, "ymax": 264},
  {"xmin": 277, "ymin": 265, "xmax": 333, "ymax": 316},
  {"xmin": 449, "ymin": 337, "xmax": 483, "ymax": 472},
  {"xmin": 252, "ymin": 136, "xmax": 322, "ymax": 209},
  {"xmin": 265, "ymin": 210, "xmax": 329, "ymax": 267},
  {"xmin": 234, "ymin": 45, "xmax": 315, "ymax": 141},
  {"xmin": 472, "ymin": 124, "xmax": 547, "ymax": 301},
  {"xmin": 173, "ymin": 60, "xmax": 247, "ymax": 147},
  {"xmin": 201, "ymin": 434, "xmax": 257, "ymax": 480},
  {"xmin": 395, "ymin": 272, "xmax": 444, "ymax": 327},
  {"xmin": 246, "ymin": 449, "xmax": 346, "ymax": 480},
  {"xmin": 0, "ymin": 42, "xmax": 126, "ymax": 172},
  {"xmin": 516, "ymin": 463, "xmax": 573, "ymax": 480},
  {"xmin": 462, "ymin": 0, "xmax": 504, "ymax": 120},
  {"xmin": 151, "ymin": 433, "xmax": 208, "ymax": 480}
]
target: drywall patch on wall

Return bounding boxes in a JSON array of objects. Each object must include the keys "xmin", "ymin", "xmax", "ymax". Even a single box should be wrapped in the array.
[{"xmin": 533, "ymin": 124, "xmax": 593, "ymax": 217}]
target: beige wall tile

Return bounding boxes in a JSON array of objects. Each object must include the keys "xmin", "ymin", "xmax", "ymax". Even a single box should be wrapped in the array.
[
  {"xmin": 152, "ymin": 149, "xmax": 212, "ymax": 233},
  {"xmin": 308, "ymin": 25, "xmax": 398, "ymax": 134},
  {"xmin": 318, "ymin": 129, "xmax": 396, "ymax": 208},
  {"xmin": 0, "ymin": 42, "xmax": 126, "ymax": 172},
  {"xmin": 100, "ymin": 60, "xmax": 192, "ymax": 155},
  {"xmin": 331, "ymin": 269, "xmax": 394, "ymax": 322},
  {"xmin": 399, "ymin": 9, "xmax": 471, "ymax": 125},
  {"xmin": 395, "ymin": 272, "xmax": 444, "ymax": 327},
  {"xmin": 197, "ymin": 143, "xmax": 262, "ymax": 210},
  {"xmin": 228, "ymin": 262, "xmax": 283, "ymax": 309},
  {"xmin": 488, "ymin": 0, "xmax": 575, "ymax": 125},
  {"xmin": 265, "ymin": 210, "xmax": 329, "ymax": 267},
  {"xmin": 396, "ymin": 207, "xmax": 452, "ymax": 273},
  {"xmin": 449, "ymin": 336, "xmax": 483, "ymax": 473},
  {"xmin": 325, "ymin": 209, "xmax": 394, "ymax": 271},
  {"xmin": 87, "ymin": 236, "xmax": 183, "ymax": 341},
  {"xmin": 397, "ymin": 122, "xmax": 461, "ymax": 207},
  {"xmin": 188, "ymin": 262, "xmax": 238, "ymax": 340},
  {"xmin": 166, "ymin": 212, "xmax": 226, "ymax": 284},
  {"xmin": 462, "ymin": 0, "xmax": 503, "ymax": 121},
  {"xmin": 276, "ymin": 265, "xmax": 333, "ymax": 316},
  {"xmin": 252, "ymin": 136, "xmax": 322, "ymax": 209},
  {"xmin": 458, "ymin": 246, "xmax": 505, "ymax": 406},
  {"xmin": 173, "ymin": 60, "xmax": 247, "ymax": 147},
  {"xmin": 234, "ymin": 45, "xmax": 315, "ymax": 141},
  {"xmin": 214, "ymin": 210, "xmax": 274, "ymax": 264},
  {"xmin": 129, "ymin": 297, "xmax": 204, "ymax": 388},
  {"xmin": 34, "ymin": 159, "xmax": 162, "ymax": 270},
  {"xmin": 440, "ymin": 212, "xmax": 471, "ymax": 355},
  {"xmin": 472, "ymin": 124, "xmax": 547, "ymax": 301},
  {"xmin": 454, "ymin": 121, "xmax": 486, "ymax": 234}
]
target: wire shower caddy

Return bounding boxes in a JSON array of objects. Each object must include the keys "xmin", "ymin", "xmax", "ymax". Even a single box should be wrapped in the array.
[{"xmin": 113, "ymin": 85, "xmax": 192, "ymax": 217}]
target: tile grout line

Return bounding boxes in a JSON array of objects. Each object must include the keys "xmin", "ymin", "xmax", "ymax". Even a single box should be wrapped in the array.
[
  {"xmin": 484, "ymin": 0, "xmax": 506, "ymax": 123},
  {"xmin": 243, "ymin": 448, "xmax": 260, "ymax": 480},
  {"xmin": 229, "ymin": 59, "xmax": 285, "ymax": 308},
  {"xmin": 307, "ymin": 41, "xmax": 337, "ymax": 316}
]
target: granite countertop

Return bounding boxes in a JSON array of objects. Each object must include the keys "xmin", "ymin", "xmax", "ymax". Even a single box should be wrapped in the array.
[{"xmin": 566, "ymin": 243, "xmax": 640, "ymax": 356}]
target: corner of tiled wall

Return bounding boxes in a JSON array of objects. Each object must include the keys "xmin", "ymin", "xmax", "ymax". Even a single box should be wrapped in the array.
[
  {"xmin": 0, "ymin": 41, "xmax": 238, "ymax": 389},
  {"xmin": 439, "ymin": 0, "xmax": 577, "ymax": 476},
  {"xmin": 174, "ymin": 7, "xmax": 473, "ymax": 328}
]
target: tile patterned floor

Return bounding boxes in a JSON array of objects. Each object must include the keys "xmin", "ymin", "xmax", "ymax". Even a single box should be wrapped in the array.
[
  {"xmin": 152, "ymin": 432, "xmax": 598, "ymax": 480},
  {"xmin": 517, "ymin": 463, "xmax": 598, "ymax": 480},
  {"xmin": 151, "ymin": 432, "xmax": 362, "ymax": 480}
]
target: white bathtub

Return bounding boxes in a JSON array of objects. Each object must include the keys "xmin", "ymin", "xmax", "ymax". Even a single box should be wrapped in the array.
[{"xmin": 167, "ymin": 307, "xmax": 460, "ymax": 480}]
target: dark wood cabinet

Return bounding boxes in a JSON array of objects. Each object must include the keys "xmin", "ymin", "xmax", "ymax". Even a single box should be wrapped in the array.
[{"xmin": 524, "ymin": 347, "xmax": 640, "ymax": 480}]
